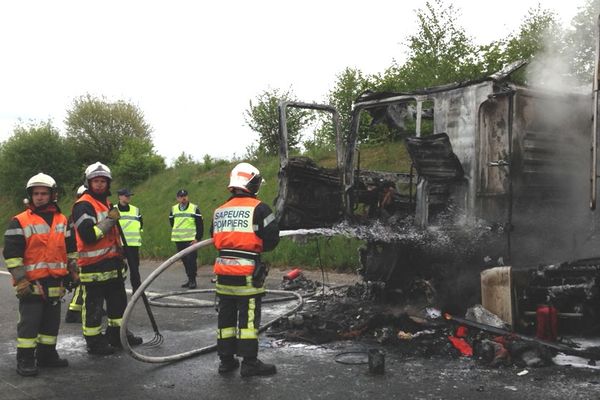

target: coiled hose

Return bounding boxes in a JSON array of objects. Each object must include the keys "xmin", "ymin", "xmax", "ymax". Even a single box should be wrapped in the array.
[{"xmin": 120, "ymin": 233, "xmax": 304, "ymax": 363}]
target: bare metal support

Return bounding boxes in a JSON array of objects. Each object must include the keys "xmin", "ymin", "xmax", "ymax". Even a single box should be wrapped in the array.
[
  {"xmin": 416, "ymin": 101, "xmax": 423, "ymax": 137},
  {"xmin": 591, "ymin": 14, "xmax": 600, "ymax": 210}
]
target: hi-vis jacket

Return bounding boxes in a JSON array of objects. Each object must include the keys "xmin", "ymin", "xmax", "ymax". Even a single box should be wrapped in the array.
[
  {"xmin": 211, "ymin": 193, "xmax": 279, "ymax": 295},
  {"xmin": 72, "ymin": 193, "xmax": 123, "ymax": 283},
  {"xmin": 119, "ymin": 205, "xmax": 142, "ymax": 247},
  {"xmin": 3, "ymin": 208, "xmax": 71, "ymax": 283},
  {"xmin": 170, "ymin": 203, "xmax": 203, "ymax": 242}
]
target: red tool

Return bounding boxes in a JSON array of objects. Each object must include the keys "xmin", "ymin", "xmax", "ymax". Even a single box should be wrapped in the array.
[{"xmin": 283, "ymin": 268, "xmax": 302, "ymax": 281}]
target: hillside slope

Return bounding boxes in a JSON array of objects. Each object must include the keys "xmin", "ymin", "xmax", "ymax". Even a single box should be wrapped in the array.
[{"xmin": 0, "ymin": 141, "xmax": 410, "ymax": 271}]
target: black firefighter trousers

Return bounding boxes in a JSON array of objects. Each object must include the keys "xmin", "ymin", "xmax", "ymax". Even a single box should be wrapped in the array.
[
  {"xmin": 82, "ymin": 278, "xmax": 127, "ymax": 340},
  {"xmin": 17, "ymin": 295, "xmax": 61, "ymax": 349},
  {"xmin": 217, "ymin": 294, "xmax": 262, "ymax": 359}
]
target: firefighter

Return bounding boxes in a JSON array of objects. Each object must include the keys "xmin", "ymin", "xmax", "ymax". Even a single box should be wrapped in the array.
[
  {"xmin": 116, "ymin": 188, "xmax": 143, "ymax": 293},
  {"xmin": 65, "ymin": 185, "xmax": 86, "ymax": 323},
  {"xmin": 72, "ymin": 162, "xmax": 142, "ymax": 354},
  {"xmin": 169, "ymin": 189, "xmax": 203, "ymax": 289},
  {"xmin": 211, "ymin": 162, "xmax": 280, "ymax": 377},
  {"xmin": 3, "ymin": 173, "xmax": 78, "ymax": 376}
]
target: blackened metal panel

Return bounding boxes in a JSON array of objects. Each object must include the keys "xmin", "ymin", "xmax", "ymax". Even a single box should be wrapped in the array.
[
  {"xmin": 431, "ymin": 81, "xmax": 496, "ymax": 221},
  {"xmin": 405, "ymin": 133, "xmax": 464, "ymax": 182},
  {"xmin": 275, "ymin": 157, "xmax": 343, "ymax": 230}
]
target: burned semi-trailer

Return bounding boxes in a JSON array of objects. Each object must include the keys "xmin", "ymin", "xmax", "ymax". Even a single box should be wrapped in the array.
[{"xmin": 275, "ymin": 61, "xmax": 600, "ymax": 315}]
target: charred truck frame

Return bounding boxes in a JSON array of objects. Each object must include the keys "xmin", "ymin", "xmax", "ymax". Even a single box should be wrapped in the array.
[{"xmin": 276, "ymin": 60, "xmax": 600, "ymax": 329}]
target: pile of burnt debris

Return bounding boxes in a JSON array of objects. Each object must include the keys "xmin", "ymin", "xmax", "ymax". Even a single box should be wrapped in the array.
[{"xmin": 268, "ymin": 270, "xmax": 600, "ymax": 369}]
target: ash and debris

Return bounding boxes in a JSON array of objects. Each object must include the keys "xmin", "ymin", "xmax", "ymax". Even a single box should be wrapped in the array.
[{"xmin": 268, "ymin": 273, "xmax": 600, "ymax": 371}]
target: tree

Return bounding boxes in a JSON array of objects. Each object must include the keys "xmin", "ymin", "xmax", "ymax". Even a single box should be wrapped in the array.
[
  {"xmin": 565, "ymin": 0, "xmax": 600, "ymax": 83},
  {"xmin": 0, "ymin": 122, "xmax": 79, "ymax": 202},
  {"xmin": 501, "ymin": 7, "xmax": 564, "ymax": 84},
  {"xmin": 112, "ymin": 137, "xmax": 166, "ymax": 186},
  {"xmin": 172, "ymin": 152, "xmax": 197, "ymax": 168},
  {"xmin": 244, "ymin": 88, "xmax": 314, "ymax": 157},
  {"xmin": 375, "ymin": 0, "xmax": 482, "ymax": 93},
  {"xmin": 65, "ymin": 94, "xmax": 153, "ymax": 167},
  {"xmin": 314, "ymin": 68, "xmax": 372, "ymax": 146}
]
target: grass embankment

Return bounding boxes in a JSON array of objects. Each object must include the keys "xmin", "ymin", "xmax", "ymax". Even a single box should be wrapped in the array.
[{"xmin": 0, "ymin": 141, "xmax": 410, "ymax": 272}]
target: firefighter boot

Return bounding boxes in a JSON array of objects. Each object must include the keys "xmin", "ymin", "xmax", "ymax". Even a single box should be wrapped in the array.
[
  {"xmin": 106, "ymin": 327, "xmax": 143, "ymax": 348},
  {"xmin": 36, "ymin": 344, "xmax": 68, "ymax": 368},
  {"xmin": 64, "ymin": 310, "xmax": 81, "ymax": 323},
  {"xmin": 218, "ymin": 355, "xmax": 240, "ymax": 374},
  {"xmin": 16, "ymin": 348, "xmax": 38, "ymax": 377},
  {"xmin": 188, "ymin": 277, "xmax": 197, "ymax": 289},
  {"xmin": 240, "ymin": 358, "xmax": 277, "ymax": 377},
  {"xmin": 85, "ymin": 334, "xmax": 115, "ymax": 355}
]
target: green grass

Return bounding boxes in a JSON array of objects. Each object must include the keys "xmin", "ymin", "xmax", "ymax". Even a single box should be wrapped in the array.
[{"xmin": 0, "ymin": 140, "xmax": 411, "ymax": 272}]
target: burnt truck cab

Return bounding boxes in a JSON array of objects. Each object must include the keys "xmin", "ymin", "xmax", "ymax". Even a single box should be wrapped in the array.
[{"xmin": 276, "ymin": 63, "xmax": 598, "ymax": 308}]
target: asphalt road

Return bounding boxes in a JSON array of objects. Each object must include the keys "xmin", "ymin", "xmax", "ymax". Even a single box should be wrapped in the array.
[{"xmin": 0, "ymin": 259, "xmax": 599, "ymax": 400}]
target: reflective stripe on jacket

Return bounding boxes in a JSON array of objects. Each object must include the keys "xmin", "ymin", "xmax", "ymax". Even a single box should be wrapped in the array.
[
  {"xmin": 75, "ymin": 193, "xmax": 121, "ymax": 268},
  {"xmin": 10, "ymin": 210, "xmax": 69, "ymax": 281},
  {"xmin": 119, "ymin": 205, "xmax": 142, "ymax": 246},
  {"xmin": 212, "ymin": 197, "xmax": 263, "ymax": 276},
  {"xmin": 171, "ymin": 203, "xmax": 198, "ymax": 242}
]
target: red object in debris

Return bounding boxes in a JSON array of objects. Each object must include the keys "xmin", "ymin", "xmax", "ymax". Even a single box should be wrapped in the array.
[
  {"xmin": 448, "ymin": 336, "xmax": 473, "ymax": 356},
  {"xmin": 536, "ymin": 305, "xmax": 558, "ymax": 342},
  {"xmin": 283, "ymin": 268, "xmax": 302, "ymax": 281},
  {"xmin": 455, "ymin": 326, "xmax": 468, "ymax": 338}
]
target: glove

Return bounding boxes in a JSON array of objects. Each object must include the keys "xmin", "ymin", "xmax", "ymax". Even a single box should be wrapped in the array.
[
  {"xmin": 251, "ymin": 261, "xmax": 269, "ymax": 288},
  {"xmin": 96, "ymin": 208, "xmax": 120, "ymax": 235},
  {"xmin": 15, "ymin": 279, "xmax": 32, "ymax": 299},
  {"xmin": 65, "ymin": 259, "xmax": 80, "ymax": 291},
  {"xmin": 107, "ymin": 207, "xmax": 121, "ymax": 220},
  {"xmin": 67, "ymin": 259, "xmax": 80, "ymax": 281}
]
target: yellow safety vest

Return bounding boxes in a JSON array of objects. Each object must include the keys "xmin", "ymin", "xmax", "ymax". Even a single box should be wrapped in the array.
[
  {"xmin": 171, "ymin": 203, "xmax": 198, "ymax": 242},
  {"xmin": 119, "ymin": 205, "xmax": 142, "ymax": 247}
]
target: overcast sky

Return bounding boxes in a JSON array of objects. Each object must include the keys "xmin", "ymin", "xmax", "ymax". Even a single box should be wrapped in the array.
[{"xmin": 0, "ymin": 0, "xmax": 586, "ymax": 164}]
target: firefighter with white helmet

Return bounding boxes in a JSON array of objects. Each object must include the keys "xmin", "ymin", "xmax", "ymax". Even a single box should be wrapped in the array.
[
  {"xmin": 3, "ymin": 173, "xmax": 78, "ymax": 376},
  {"xmin": 71, "ymin": 162, "xmax": 142, "ymax": 354},
  {"xmin": 211, "ymin": 162, "xmax": 280, "ymax": 377}
]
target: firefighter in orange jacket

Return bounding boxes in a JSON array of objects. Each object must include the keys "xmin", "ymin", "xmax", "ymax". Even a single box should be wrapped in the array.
[
  {"xmin": 3, "ymin": 173, "xmax": 78, "ymax": 376},
  {"xmin": 211, "ymin": 162, "xmax": 279, "ymax": 377},
  {"xmin": 71, "ymin": 162, "xmax": 142, "ymax": 355}
]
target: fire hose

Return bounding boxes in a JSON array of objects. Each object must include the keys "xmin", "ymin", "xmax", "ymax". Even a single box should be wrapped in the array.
[{"xmin": 120, "ymin": 232, "xmax": 305, "ymax": 364}]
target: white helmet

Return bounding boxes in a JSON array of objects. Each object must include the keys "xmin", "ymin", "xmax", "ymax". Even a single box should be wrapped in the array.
[
  {"xmin": 26, "ymin": 172, "xmax": 57, "ymax": 200},
  {"xmin": 85, "ymin": 162, "xmax": 112, "ymax": 181},
  {"xmin": 27, "ymin": 172, "xmax": 57, "ymax": 190},
  {"xmin": 228, "ymin": 162, "xmax": 264, "ymax": 194},
  {"xmin": 76, "ymin": 185, "xmax": 86, "ymax": 197}
]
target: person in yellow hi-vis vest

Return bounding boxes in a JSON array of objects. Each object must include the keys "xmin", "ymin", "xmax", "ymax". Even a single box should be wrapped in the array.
[
  {"xmin": 169, "ymin": 189, "xmax": 203, "ymax": 289},
  {"xmin": 117, "ymin": 188, "xmax": 143, "ymax": 294}
]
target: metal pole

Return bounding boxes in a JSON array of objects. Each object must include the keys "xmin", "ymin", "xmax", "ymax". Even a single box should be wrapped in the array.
[{"xmin": 590, "ymin": 14, "xmax": 600, "ymax": 210}]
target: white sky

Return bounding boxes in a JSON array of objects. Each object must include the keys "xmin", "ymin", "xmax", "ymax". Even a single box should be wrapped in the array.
[{"xmin": 0, "ymin": 0, "xmax": 585, "ymax": 164}]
